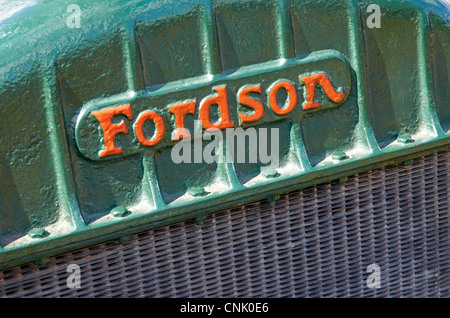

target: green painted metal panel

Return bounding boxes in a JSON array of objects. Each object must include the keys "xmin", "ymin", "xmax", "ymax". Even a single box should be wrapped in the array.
[{"xmin": 0, "ymin": 0, "xmax": 448, "ymax": 269}]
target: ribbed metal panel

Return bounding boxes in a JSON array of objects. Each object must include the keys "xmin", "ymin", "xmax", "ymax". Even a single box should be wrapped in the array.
[{"xmin": 1, "ymin": 150, "xmax": 448, "ymax": 298}]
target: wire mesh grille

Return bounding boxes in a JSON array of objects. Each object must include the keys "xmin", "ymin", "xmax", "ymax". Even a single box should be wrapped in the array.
[{"xmin": 0, "ymin": 150, "xmax": 449, "ymax": 297}]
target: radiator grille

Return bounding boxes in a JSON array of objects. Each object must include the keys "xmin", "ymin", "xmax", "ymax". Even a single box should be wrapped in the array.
[{"xmin": 0, "ymin": 150, "xmax": 449, "ymax": 297}]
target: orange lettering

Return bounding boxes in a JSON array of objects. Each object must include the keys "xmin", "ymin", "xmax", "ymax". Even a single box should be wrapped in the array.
[
  {"xmin": 169, "ymin": 100, "xmax": 196, "ymax": 141},
  {"xmin": 269, "ymin": 81, "xmax": 298, "ymax": 115},
  {"xmin": 300, "ymin": 73, "xmax": 344, "ymax": 110},
  {"xmin": 238, "ymin": 85, "xmax": 264, "ymax": 125},
  {"xmin": 134, "ymin": 111, "xmax": 165, "ymax": 146},
  {"xmin": 91, "ymin": 103, "xmax": 133, "ymax": 158},
  {"xmin": 199, "ymin": 85, "xmax": 234, "ymax": 130}
]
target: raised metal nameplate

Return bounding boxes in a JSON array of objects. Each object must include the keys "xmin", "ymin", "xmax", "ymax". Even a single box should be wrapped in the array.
[{"xmin": 75, "ymin": 51, "xmax": 351, "ymax": 162}]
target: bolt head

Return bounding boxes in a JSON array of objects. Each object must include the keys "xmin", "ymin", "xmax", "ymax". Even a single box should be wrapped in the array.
[
  {"xmin": 189, "ymin": 187, "xmax": 207, "ymax": 197},
  {"xmin": 262, "ymin": 168, "xmax": 279, "ymax": 178},
  {"xmin": 111, "ymin": 206, "xmax": 130, "ymax": 217},
  {"xmin": 332, "ymin": 151, "xmax": 348, "ymax": 161},
  {"xmin": 28, "ymin": 228, "xmax": 47, "ymax": 239},
  {"xmin": 397, "ymin": 134, "xmax": 414, "ymax": 144}
]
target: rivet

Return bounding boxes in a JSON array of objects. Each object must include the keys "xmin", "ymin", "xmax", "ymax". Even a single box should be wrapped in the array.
[
  {"xmin": 189, "ymin": 186, "xmax": 207, "ymax": 197},
  {"xmin": 28, "ymin": 228, "xmax": 47, "ymax": 239},
  {"xmin": 397, "ymin": 134, "xmax": 414, "ymax": 144},
  {"xmin": 332, "ymin": 151, "xmax": 348, "ymax": 161},
  {"xmin": 262, "ymin": 168, "xmax": 279, "ymax": 178},
  {"xmin": 111, "ymin": 206, "xmax": 130, "ymax": 218}
]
